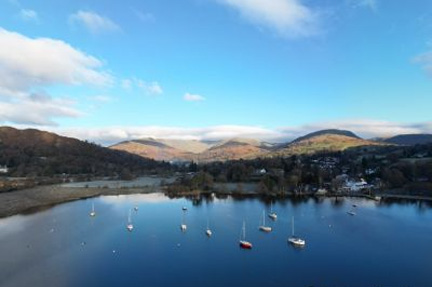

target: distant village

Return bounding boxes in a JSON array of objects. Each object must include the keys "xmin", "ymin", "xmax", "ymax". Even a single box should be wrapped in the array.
[{"xmin": 167, "ymin": 144, "xmax": 432, "ymax": 199}]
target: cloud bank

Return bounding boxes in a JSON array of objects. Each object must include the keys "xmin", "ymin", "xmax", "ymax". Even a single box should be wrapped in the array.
[
  {"xmin": 184, "ymin": 92, "xmax": 205, "ymax": 102},
  {"xmin": 29, "ymin": 119, "xmax": 432, "ymax": 146},
  {"xmin": 0, "ymin": 27, "xmax": 111, "ymax": 125},
  {"xmin": 217, "ymin": 0, "xmax": 318, "ymax": 37},
  {"xmin": 69, "ymin": 11, "xmax": 121, "ymax": 34}
]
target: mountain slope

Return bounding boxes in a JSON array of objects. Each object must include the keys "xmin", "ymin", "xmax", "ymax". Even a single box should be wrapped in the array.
[
  {"xmin": 291, "ymin": 129, "xmax": 360, "ymax": 144},
  {"xmin": 0, "ymin": 127, "xmax": 162, "ymax": 176},
  {"xmin": 110, "ymin": 138, "xmax": 272, "ymax": 162},
  {"xmin": 110, "ymin": 138, "xmax": 196, "ymax": 161},
  {"xmin": 383, "ymin": 134, "xmax": 432, "ymax": 145},
  {"xmin": 110, "ymin": 129, "xmax": 386, "ymax": 162},
  {"xmin": 272, "ymin": 129, "xmax": 383, "ymax": 156},
  {"xmin": 197, "ymin": 138, "xmax": 270, "ymax": 162}
]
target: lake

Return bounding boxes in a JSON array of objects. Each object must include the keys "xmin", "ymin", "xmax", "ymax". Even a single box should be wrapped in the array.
[{"xmin": 1, "ymin": 194, "xmax": 431, "ymax": 287}]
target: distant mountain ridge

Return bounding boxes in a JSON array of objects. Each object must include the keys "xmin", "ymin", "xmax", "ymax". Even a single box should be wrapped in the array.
[
  {"xmin": 2, "ymin": 126, "xmax": 429, "ymax": 172},
  {"xmin": 109, "ymin": 129, "xmax": 385, "ymax": 162},
  {"xmin": 382, "ymin": 134, "xmax": 432, "ymax": 145},
  {"xmin": 110, "ymin": 137, "xmax": 272, "ymax": 162},
  {"xmin": 291, "ymin": 129, "xmax": 360, "ymax": 144},
  {"xmin": 271, "ymin": 129, "xmax": 383, "ymax": 157}
]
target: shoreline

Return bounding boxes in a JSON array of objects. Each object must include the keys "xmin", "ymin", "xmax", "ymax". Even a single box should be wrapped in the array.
[
  {"xmin": 0, "ymin": 185, "xmax": 159, "ymax": 219},
  {"xmin": 1, "ymin": 185, "xmax": 432, "ymax": 219}
]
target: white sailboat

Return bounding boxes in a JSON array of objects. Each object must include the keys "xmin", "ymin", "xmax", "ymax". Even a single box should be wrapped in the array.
[
  {"xmin": 259, "ymin": 210, "xmax": 272, "ymax": 232},
  {"xmin": 180, "ymin": 212, "xmax": 187, "ymax": 231},
  {"xmin": 239, "ymin": 221, "xmax": 252, "ymax": 249},
  {"xmin": 205, "ymin": 219, "xmax": 212, "ymax": 237},
  {"xmin": 347, "ymin": 210, "xmax": 356, "ymax": 216},
  {"xmin": 288, "ymin": 216, "xmax": 305, "ymax": 247},
  {"xmin": 89, "ymin": 203, "xmax": 96, "ymax": 217},
  {"xmin": 268, "ymin": 202, "xmax": 277, "ymax": 220},
  {"xmin": 126, "ymin": 209, "xmax": 134, "ymax": 232}
]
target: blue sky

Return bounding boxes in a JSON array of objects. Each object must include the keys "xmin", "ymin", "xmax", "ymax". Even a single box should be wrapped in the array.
[{"xmin": 0, "ymin": 0, "xmax": 432, "ymax": 144}]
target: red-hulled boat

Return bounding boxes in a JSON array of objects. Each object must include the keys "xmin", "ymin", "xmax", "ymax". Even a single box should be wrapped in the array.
[
  {"xmin": 239, "ymin": 221, "xmax": 253, "ymax": 249},
  {"xmin": 239, "ymin": 240, "xmax": 253, "ymax": 249}
]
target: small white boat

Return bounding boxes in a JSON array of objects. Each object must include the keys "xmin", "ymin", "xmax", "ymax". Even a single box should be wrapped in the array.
[
  {"xmin": 239, "ymin": 221, "xmax": 252, "ymax": 249},
  {"xmin": 347, "ymin": 210, "xmax": 356, "ymax": 216},
  {"xmin": 180, "ymin": 212, "xmax": 187, "ymax": 231},
  {"xmin": 268, "ymin": 202, "xmax": 277, "ymax": 220},
  {"xmin": 89, "ymin": 203, "xmax": 96, "ymax": 217},
  {"xmin": 288, "ymin": 216, "xmax": 305, "ymax": 247},
  {"xmin": 259, "ymin": 210, "xmax": 272, "ymax": 232},
  {"xmin": 182, "ymin": 206, "xmax": 188, "ymax": 211},
  {"xmin": 134, "ymin": 206, "xmax": 139, "ymax": 211},
  {"xmin": 205, "ymin": 219, "xmax": 212, "ymax": 237},
  {"xmin": 126, "ymin": 209, "xmax": 134, "ymax": 232}
]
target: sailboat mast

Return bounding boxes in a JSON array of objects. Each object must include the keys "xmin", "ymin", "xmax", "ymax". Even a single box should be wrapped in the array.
[
  {"xmin": 243, "ymin": 221, "xmax": 246, "ymax": 240},
  {"xmin": 291, "ymin": 216, "xmax": 294, "ymax": 236},
  {"xmin": 128, "ymin": 209, "xmax": 132, "ymax": 224}
]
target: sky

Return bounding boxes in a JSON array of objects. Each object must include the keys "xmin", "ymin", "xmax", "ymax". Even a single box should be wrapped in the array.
[{"xmin": 0, "ymin": 0, "xmax": 432, "ymax": 144}]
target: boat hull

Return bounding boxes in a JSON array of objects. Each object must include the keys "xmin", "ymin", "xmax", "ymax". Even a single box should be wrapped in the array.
[
  {"xmin": 239, "ymin": 240, "xmax": 253, "ymax": 249},
  {"xmin": 259, "ymin": 226, "xmax": 272, "ymax": 232},
  {"xmin": 288, "ymin": 237, "xmax": 305, "ymax": 247}
]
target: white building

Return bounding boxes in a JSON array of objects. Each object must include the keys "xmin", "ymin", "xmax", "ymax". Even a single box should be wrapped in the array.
[{"xmin": 0, "ymin": 165, "xmax": 8, "ymax": 173}]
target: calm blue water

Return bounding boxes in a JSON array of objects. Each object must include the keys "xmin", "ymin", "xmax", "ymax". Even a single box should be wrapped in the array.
[{"xmin": 1, "ymin": 194, "xmax": 432, "ymax": 287}]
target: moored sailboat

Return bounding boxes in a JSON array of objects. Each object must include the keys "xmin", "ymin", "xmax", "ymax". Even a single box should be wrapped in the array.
[
  {"xmin": 89, "ymin": 203, "xmax": 96, "ymax": 217},
  {"xmin": 288, "ymin": 216, "xmax": 305, "ymax": 247},
  {"xmin": 268, "ymin": 202, "xmax": 277, "ymax": 220},
  {"xmin": 180, "ymin": 212, "xmax": 187, "ymax": 231},
  {"xmin": 126, "ymin": 209, "xmax": 134, "ymax": 232},
  {"xmin": 259, "ymin": 210, "xmax": 272, "ymax": 232},
  {"xmin": 205, "ymin": 219, "xmax": 212, "ymax": 237},
  {"xmin": 239, "ymin": 221, "xmax": 252, "ymax": 249}
]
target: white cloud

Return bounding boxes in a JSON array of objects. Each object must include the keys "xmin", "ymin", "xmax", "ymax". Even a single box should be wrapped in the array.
[
  {"xmin": 143, "ymin": 81, "xmax": 163, "ymax": 95},
  {"xmin": 413, "ymin": 51, "xmax": 432, "ymax": 77},
  {"xmin": 0, "ymin": 95, "xmax": 81, "ymax": 125},
  {"xmin": 132, "ymin": 9, "xmax": 155, "ymax": 22},
  {"xmin": 0, "ymin": 28, "xmax": 112, "ymax": 93},
  {"xmin": 217, "ymin": 0, "xmax": 318, "ymax": 37},
  {"xmin": 123, "ymin": 78, "xmax": 163, "ymax": 96},
  {"xmin": 352, "ymin": 0, "xmax": 378, "ymax": 12},
  {"xmin": 89, "ymin": 95, "xmax": 112, "ymax": 103},
  {"xmin": 43, "ymin": 125, "xmax": 282, "ymax": 145},
  {"xmin": 122, "ymin": 79, "xmax": 133, "ymax": 90},
  {"xmin": 22, "ymin": 119, "xmax": 432, "ymax": 145},
  {"xmin": 0, "ymin": 27, "xmax": 112, "ymax": 125},
  {"xmin": 19, "ymin": 9, "xmax": 38, "ymax": 22},
  {"xmin": 69, "ymin": 11, "xmax": 121, "ymax": 34},
  {"xmin": 278, "ymin": 119, "xmax": 432, "ymax": 140},
  {"xmin": 184, "ymin": 92, "xmax": 205, "ymax": 102}
]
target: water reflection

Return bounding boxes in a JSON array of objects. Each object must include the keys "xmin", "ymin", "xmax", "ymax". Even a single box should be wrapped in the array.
[{"xmin": 0, "ymin": 194, "xmax": 431, "ymax": 287}]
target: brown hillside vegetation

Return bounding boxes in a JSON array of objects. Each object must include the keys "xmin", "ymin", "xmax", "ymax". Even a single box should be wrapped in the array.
[
  {"xmin": 271, "ymin": 134, "xmax": 385, "ymax": 157},
  {"xmin": 0, "ymin": 127, "xmax": 164, "ymax": 177},
  {"xmin": 110, "ymin": 130, "xmax": 388, "ymax": 162}
]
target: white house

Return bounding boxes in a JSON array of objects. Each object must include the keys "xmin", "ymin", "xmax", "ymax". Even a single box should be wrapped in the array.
[
  {"xmin": 0, "ymin": 165, "xmax": 8, "ymax": 173},
  {"xmin": 345, "ymin": 178, "xmax": 368, "ymax": 192}
]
